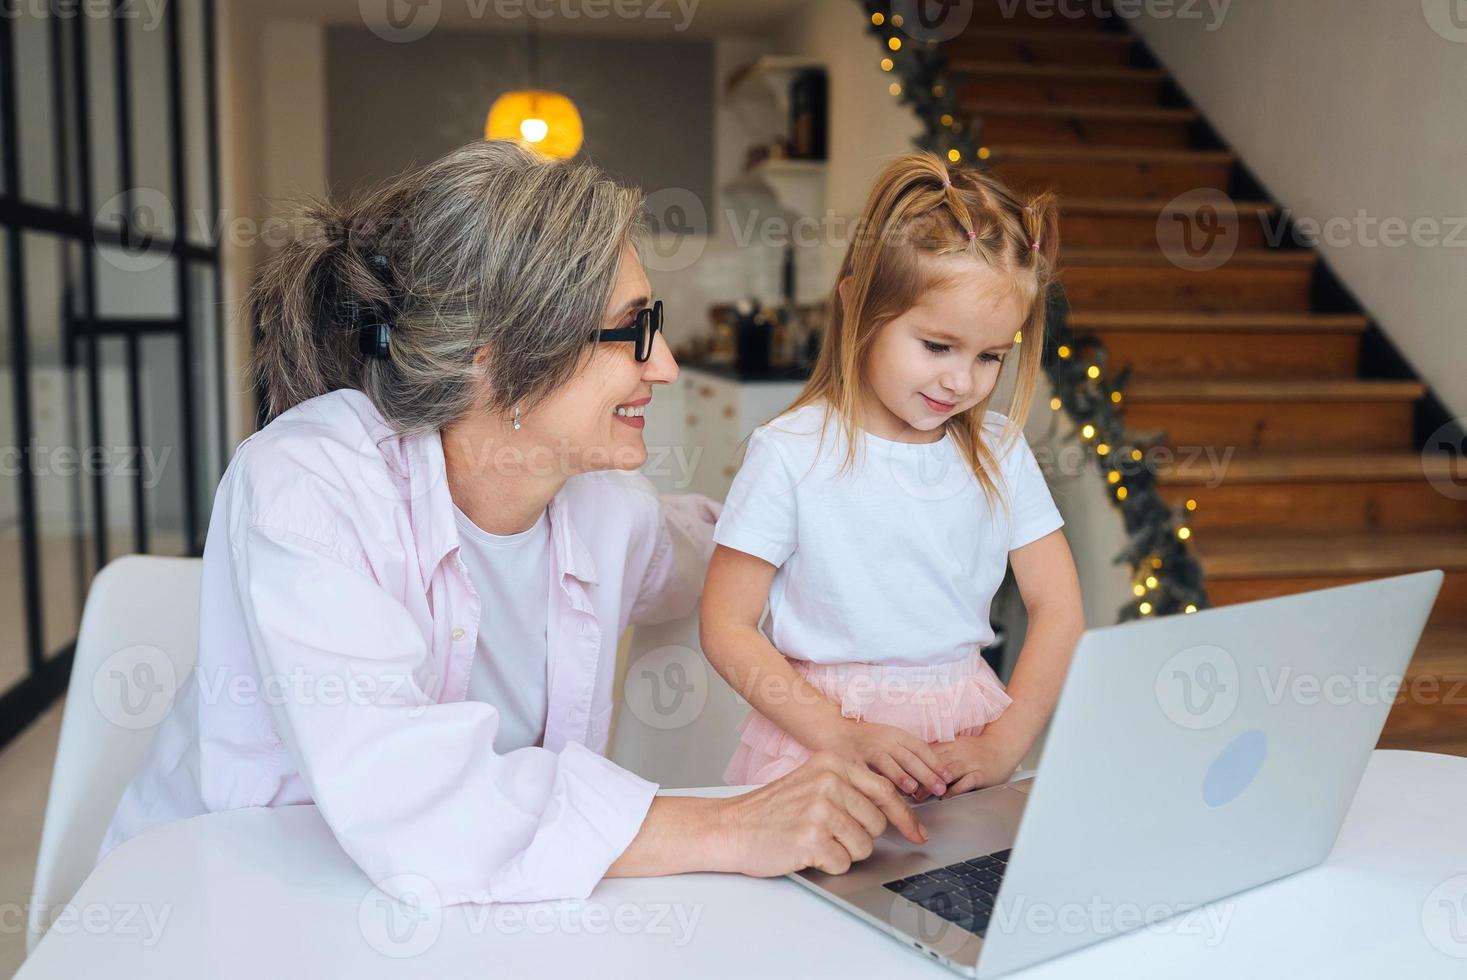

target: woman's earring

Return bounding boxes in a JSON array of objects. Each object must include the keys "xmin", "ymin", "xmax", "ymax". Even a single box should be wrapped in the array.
[{"xmin": 511, "ymin": 405, "xmax": 521, "ymax": 431}]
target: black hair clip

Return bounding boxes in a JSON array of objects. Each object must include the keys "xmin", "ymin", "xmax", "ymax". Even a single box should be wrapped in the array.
[
  {"xmin": 346, "ymin": 254, "xmax": 396, "ymax": 359},
  {"xmin": 346, "ymin": 297, "xmax": 393, "ymax": 359}
]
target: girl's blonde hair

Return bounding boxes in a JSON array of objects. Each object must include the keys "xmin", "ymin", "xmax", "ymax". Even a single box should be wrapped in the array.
[{"xmin": 779, "ymin": 151, "xmax": 1061, "ymax": 514}]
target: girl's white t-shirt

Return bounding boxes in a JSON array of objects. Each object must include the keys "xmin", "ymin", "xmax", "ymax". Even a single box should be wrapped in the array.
[
  {"xmin": 712, "ymin": 402, "xmax": 1065, "ymax": 668},
  {"xmin": 454, "ymin": 502, "xmax": 552, "ymax": 753}
]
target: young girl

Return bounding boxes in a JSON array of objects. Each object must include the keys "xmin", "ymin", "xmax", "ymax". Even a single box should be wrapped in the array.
[{"xmin": 701, "ymin": 152, "xmax": 1084, "ymax": 802}]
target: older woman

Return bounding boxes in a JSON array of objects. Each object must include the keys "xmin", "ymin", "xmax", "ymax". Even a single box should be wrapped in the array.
[{"xmin": 97, "ymin": 140, "xmax": 924, "ymax": 904}]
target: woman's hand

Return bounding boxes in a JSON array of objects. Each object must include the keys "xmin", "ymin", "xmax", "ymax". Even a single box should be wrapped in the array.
[
  {"xmin": 926, "ymin": 733, "xmax": 1025, "ymax": 797},
  {"xmin": 715, "ymin": 751, "xmax": 930, "ymax": 877},
  {"xmin": 810, "ymin": 718, "xmax": 954, "ymax": 799}
]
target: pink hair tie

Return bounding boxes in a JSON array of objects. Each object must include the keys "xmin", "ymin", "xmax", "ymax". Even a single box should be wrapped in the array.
[
  {"xmin": 966, "ymin": 229, "xmax": 977, "ymax": 240},
  {"xmin": 1023, "ymin": 206, "xmax": 1033, "ymax": 213},
  {"xmin": 1030, "ymin": 240, "xmax": 1041, "ymax": 250},
  {"xmin": 941, "ymin": 177, "xmax": 952, "ymax": 188}
]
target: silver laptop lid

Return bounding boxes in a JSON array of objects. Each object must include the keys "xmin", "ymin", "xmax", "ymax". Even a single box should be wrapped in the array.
[{"xmin": 977, "ymin": 570, "xmax": 1443, "ymax": 977}]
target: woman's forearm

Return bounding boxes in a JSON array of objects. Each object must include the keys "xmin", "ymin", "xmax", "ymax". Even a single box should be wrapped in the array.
[
  {"xmin": 605, "ymin": 794, "xmax": 737, "ymax": 878},
  {"xmin": 979, "ymin": 604, "xmax": 1084, "ymax": 763},
  {"xmin": 701, "ymin": 622, "xmax": 851, "ymax": 751}
]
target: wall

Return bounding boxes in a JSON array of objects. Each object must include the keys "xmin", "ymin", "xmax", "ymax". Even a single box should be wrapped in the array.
[{"xmin": 1130, "ymin": 0, "xmax": 1467, "ymax": 418}]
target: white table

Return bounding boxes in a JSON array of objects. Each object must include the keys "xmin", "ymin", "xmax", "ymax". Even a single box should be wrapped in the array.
[{"xmin": 18, "ymin": 750, "xmax": 1467, "ymax": 978}]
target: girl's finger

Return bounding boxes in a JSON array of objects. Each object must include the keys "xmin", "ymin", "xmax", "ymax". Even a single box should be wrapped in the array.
[
  {"xmin": 898, "ymin": 733, "xmax": 956, "ymax": 785},
  {"xmin": 872, "ymin": 754, "xmax": 919, "ymax": 796},
  {"xmin": 949, "ymin": 771, "xmax": 986, "ymax": 795},
  {"xmin": 891, "ymin": 744, "xmax": 948, "ymax": 797}
]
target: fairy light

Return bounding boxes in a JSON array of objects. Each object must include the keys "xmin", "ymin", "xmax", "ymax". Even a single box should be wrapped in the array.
[
  {"xmin": 871, "ymin": 11, "xmax": 884, "ymax": 25},
  {"xmin": 1057, "ymin": 345, "xmax": 1071, "ymax": 359},
  {"xmin": 881, "ymin": 57, "xmax": 894, "ymax": 71},
  {"xmin": 940, "ymin": 113, "xmax": 954, "ymax": 126},
  {"xmin": 1177, "ymin": 526, "xmax": 1192, "ymax": 541},
  {"xmin": 888, "ymin": 36, "xmax": 902, "ymax": 50},
  {"xmin": 977, "ymin": 146, "xmax": 992, "ymax": 160},
  {"xmin": 890, "ymin": 82, "xmax": 902, "ymax": 95},
  {"xmin": 1107, "ymin": 471, "xmax": 1121, "ymax": 484},
  {"xmin": 1081, "ymin": 424, "xmax": 1096, "ymax": 440},
  {"xmin": 1096, "ymin": 443, "xmax": 1111, "ymax": 456},
  {"xmin": 947, "ymin": 148, "xmax": 960, "ymax": 162},
  {"xmin": 1086, "ymin": 365, "xmax": 1101, "ymax": 380},
  {"xmin": 1116, "ymin": 486, "xmax": 1128, "ymax": 501},
  {"xmin": 1050, "ymin": 397, "xmax": 1062, "ymax": 411},
  {"xmin": 1139, "ymin": 602, "xmax": 1153, "ymax": 616}
]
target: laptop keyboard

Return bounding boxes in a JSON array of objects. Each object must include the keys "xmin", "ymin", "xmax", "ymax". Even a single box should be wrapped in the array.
[{"xmin": 881, "ymin": 848, "xmax": 1011, "ymax": 937}]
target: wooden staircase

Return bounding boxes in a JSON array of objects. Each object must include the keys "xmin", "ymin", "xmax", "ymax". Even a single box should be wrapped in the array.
[{"xmin": 942, "ymin": 9, "xmax": 1467, "ymax": 755}]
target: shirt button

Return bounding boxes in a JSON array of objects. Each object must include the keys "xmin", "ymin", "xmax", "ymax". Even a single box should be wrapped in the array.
[{"xmin": 451, "ymin": 627, "xmax": 465, "ymax": 641}]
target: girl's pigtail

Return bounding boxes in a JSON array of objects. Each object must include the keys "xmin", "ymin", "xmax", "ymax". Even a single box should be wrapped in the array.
[{"xmin": 1020, "ymin": 190, "xmax": 1062, "ymax": 270}]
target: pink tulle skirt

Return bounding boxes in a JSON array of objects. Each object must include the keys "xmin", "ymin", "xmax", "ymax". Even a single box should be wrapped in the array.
[{"xmin": 723, "ymin": 649, "xmax": 1013, "ymax": 786}]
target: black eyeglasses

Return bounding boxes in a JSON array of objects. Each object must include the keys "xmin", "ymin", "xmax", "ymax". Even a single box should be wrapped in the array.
[{"xmin": 593, "ymin": 300, "xmax": 663, "ymax": 362}]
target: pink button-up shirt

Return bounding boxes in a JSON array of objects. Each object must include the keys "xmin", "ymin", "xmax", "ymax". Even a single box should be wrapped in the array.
[{"xmin": 97, "ymin": 389, "xmax": 720, "ymax": 905}]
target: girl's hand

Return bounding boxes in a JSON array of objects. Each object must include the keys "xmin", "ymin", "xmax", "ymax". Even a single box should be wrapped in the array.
[
  {"xmin": 812, "ymin": 718, "xmax": 954, "ymax": 799},
  {"xmin": 716, "ymin": 751, "xmax": 930, "ymax": 877},
  {"xmin": 926, "ymin": 733, "xmax": 1025, "ymax": 797}
]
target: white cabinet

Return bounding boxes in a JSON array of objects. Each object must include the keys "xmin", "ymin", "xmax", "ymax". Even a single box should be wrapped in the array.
[{"xmin": 685, "ymin": 368, "xmax": 807, "ymax": 501}]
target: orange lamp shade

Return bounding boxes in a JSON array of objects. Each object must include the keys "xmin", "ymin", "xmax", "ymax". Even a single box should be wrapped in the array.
[{"xmin": 485, "ymin": 90, "xmax": 584, "ymax": 160}]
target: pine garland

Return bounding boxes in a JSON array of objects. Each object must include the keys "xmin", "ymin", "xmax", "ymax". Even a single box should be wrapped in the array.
[{"xmin": 856, "ymin": 0, "xmax": 1210, "ymax": 621}]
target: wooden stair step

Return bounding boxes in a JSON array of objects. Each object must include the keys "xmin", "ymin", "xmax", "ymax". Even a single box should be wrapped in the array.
[
  {"xmin": 952, "ymin": 60, "xmax": 1168, "ymax": 106},
  {"xmin": 1379, "ymin": 624, "xmax": 1467, "ymax": 756},
  {"xmin": 971, "ymin": 103, "xmax": 1200, "ymax": 147},
  {"xmin": 1062, "ymin": 247, "xmax": 1315, "ymax": 269},
  {"xmin": 1124, "ymin": 379, "xmax": 1425, "ymax": 403},
  {"xmin": 1069, "ymin": 311, "xmax": 1368, "ymax": 375},
  {"xmin": 1063, "ymin": 261, "xmax": 1314, "ymax": 313},
  {"xmin": 1194, "ymin": 530, "xmax": 1467, "ymax": 626},
  {"xmin": 942, "ymin": 27, "xmax": 1138, "ymax": 66},
  {"xmin": 1120, "ymin": 379, "xmax": 1422, "ymax": 452},
  {"xmin": 1068, "ymin": 311, "xmax": 1368, "ymax": 333},
  {"xmin": 1156, "ymin": 452, "xmax": 1467, "ymax": 534},
  {"xmin": 988, "ymin": 145, "xmax": 1233, "ymax": 199},
  {"xmin": 1061, "ymin": 196, "xmax": 1280, "ymax": 248},
  {"xmin": 1159, "ymin": 451, "xmax": 1456, "ymax": 485}
]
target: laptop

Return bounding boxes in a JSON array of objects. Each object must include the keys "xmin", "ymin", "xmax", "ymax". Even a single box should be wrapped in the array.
[{"xmin": 786, "ymin": 570, "xmax": 1444, "ymax": 977}]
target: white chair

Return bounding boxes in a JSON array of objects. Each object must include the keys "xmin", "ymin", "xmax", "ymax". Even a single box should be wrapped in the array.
[
  {"xmin": 26, "ymin": 555, "xmax": 203, "ymax": 954},
  {"xmin": 609, "ymin": 608, "xmax": 750, "ymax": 788}
]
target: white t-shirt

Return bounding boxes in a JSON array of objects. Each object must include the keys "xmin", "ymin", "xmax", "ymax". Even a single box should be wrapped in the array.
[
  {"xmin": 712, "ymin": 402, "xmax": 1065, "ymax": 668},
  {"xmin": 454, "ymin": 502, "xmax": 552, "ymax": 753}
]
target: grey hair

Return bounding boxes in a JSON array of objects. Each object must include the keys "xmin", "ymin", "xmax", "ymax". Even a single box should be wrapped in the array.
[{"xmin": 247, "ymin": 139, "xmax": 645, "ymax": 433}]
